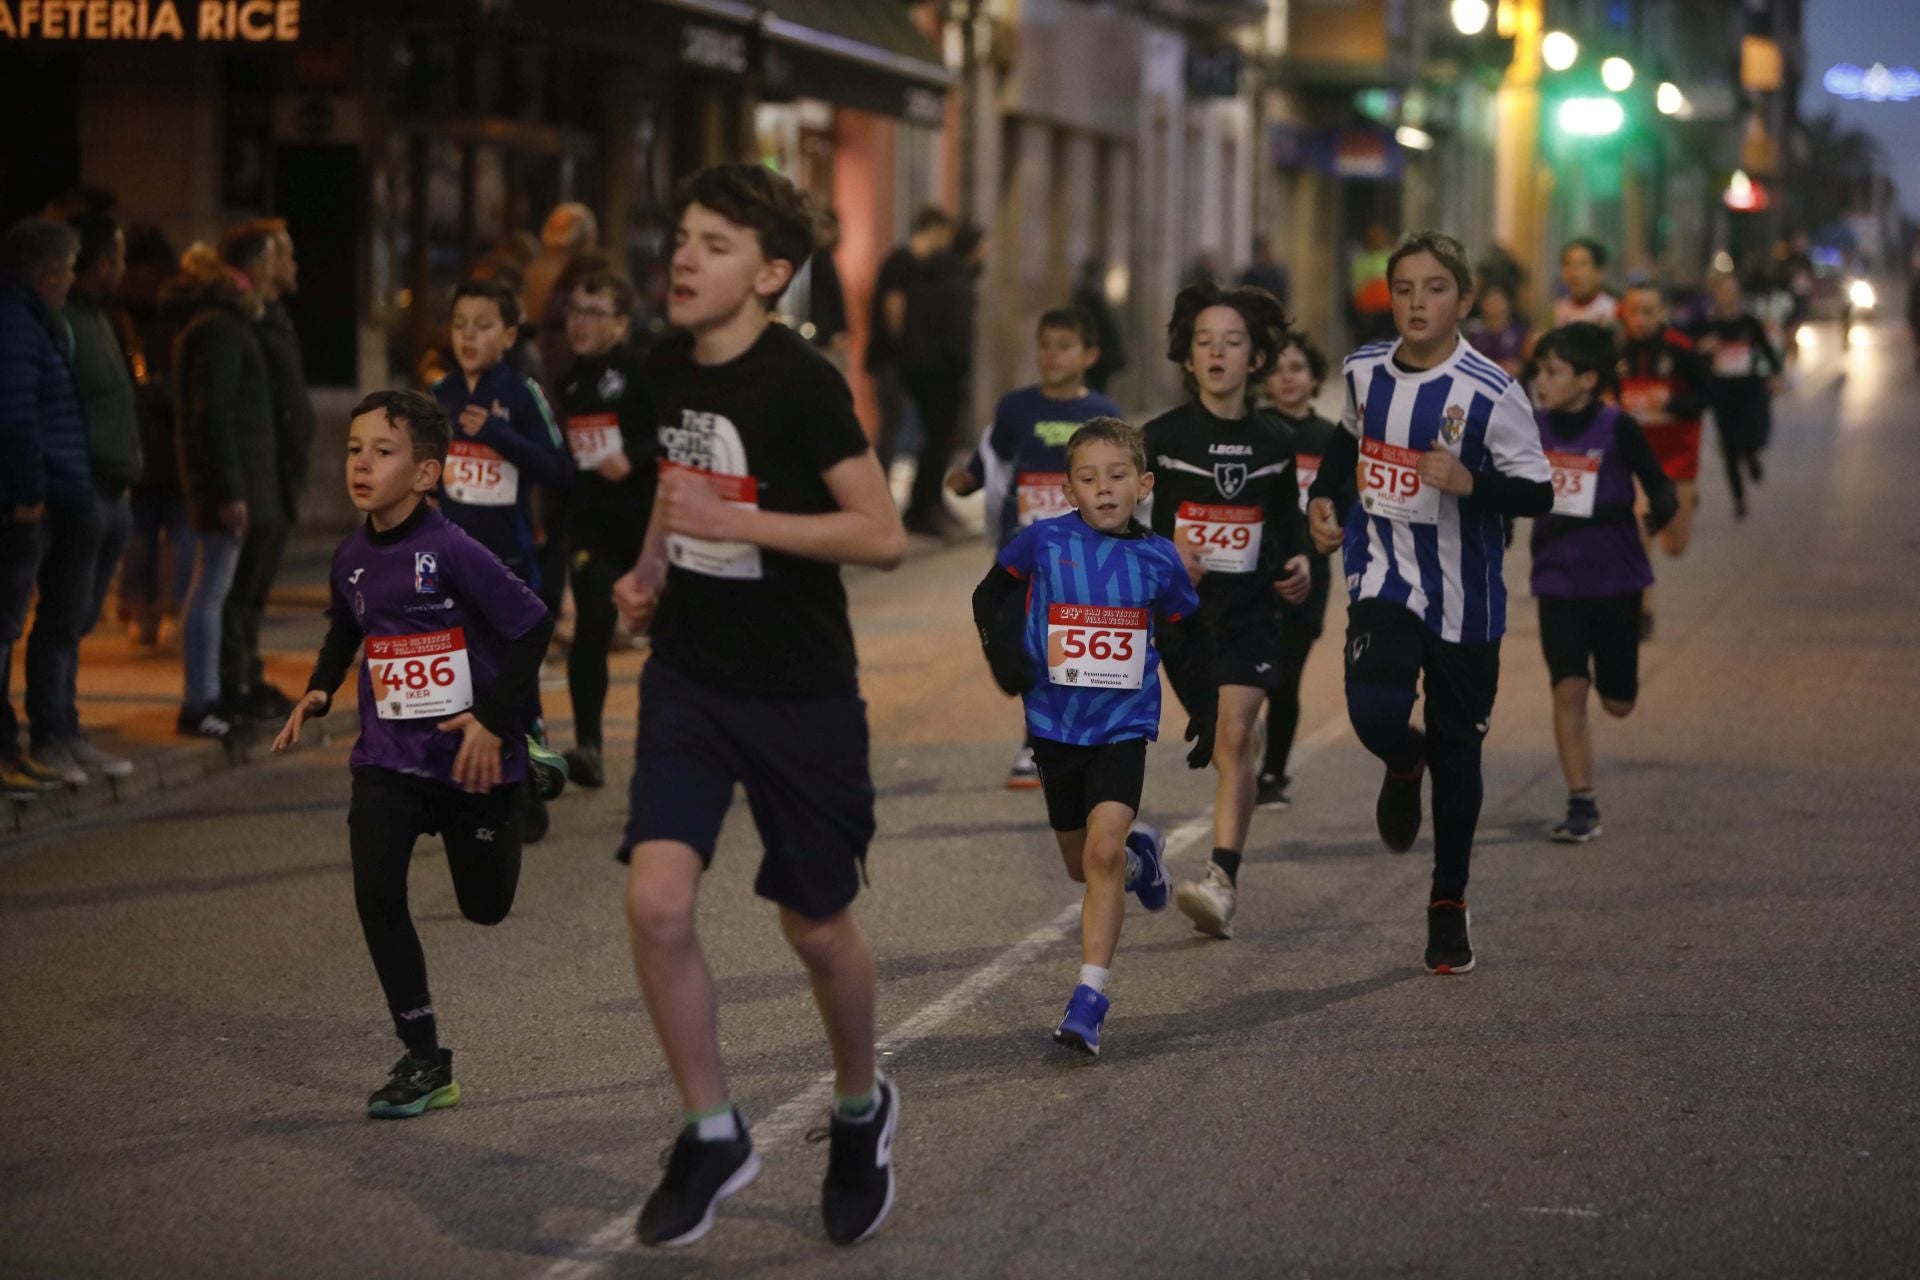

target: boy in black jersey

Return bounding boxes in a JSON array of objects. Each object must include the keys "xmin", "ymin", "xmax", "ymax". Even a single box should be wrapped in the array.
[
  {"xmin": 555, "ymin": 267, "xmax": 654, "ymax": 788},
  {"xmin": 1256, "ymin": 332, "xmax": 1337, "ymax": 811},
  {"xmin": 1144, "ymin": 282, "xmax": 1310, "ymax": 940},
  {"xmin": 273, "ymin": 390, "xmax": 553, "ymax": 1118},
  {"xmin": 612, "ymin": 165, "xmax": 906, "ymax": 1249},
  {"xmin": 1692, "ymin": 271, "xmax": 1782, "ymax": 520}
]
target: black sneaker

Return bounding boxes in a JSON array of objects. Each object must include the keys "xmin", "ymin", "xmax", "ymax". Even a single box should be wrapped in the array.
[
  {"xmin": 367, "ymin": 1048, "xmax": 460, "ymax": 1118},
  {"xmin": 564, "ymin": 745, "xmax": 606, "ymax": 789},
  {"xmin": 814, "ymin": 1076, "xmax": 900, "ymax": 1245},
  {"xmin": 1376, "ymin": 740, "xmax": 1425, "ymax": 854},
  {"xmin": 1425, "ymin": 900, "xmax": 1474, "ymax": 975},
  {"xmin": 1549, "ymin": 796, "xmax": 1602, "ymax": 844},
  {"xmin": 1256, "ymin": 772, "xmax": 1292, "ymax": 811},
  {"xmin": 636, "ymin": 1114, "xmax": 760, "ymax": 1248},
  {"xmin": 177, "ymin": 705, "xmax": 234, "ymax": 740}
]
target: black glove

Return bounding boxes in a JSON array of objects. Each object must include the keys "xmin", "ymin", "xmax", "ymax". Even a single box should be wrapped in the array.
[
  {"xmin": 979, "ymin": 627, "xmax": 1035, "ymax": 696},
  {"xmin": 1642, "ymin": 486, "xmax": 1680, "ymax": 537},
  {"xmin": 1184, "ymin": 716, "xmax": 1215, "ymax": 770}
]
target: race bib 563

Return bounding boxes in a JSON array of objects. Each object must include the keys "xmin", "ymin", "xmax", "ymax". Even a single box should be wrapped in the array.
[{"xmin": 1046, "ymin": 604, "xmax": 1148, "ymax": 690}]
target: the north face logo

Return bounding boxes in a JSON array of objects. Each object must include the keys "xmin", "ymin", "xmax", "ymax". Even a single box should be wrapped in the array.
[{"xmin": 1214, "ymin": 462, "xmax": 1248, "ymax": 498}]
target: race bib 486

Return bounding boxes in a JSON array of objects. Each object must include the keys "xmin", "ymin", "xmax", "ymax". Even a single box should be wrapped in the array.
[{"xmin": 368, "ymin": 627, "xmax": 474, "ymax": 720}]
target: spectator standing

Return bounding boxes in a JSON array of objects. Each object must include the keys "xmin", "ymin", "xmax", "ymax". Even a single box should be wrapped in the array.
[
  {"xmin": 1072, "ymin": 258, "xmax": 1127, "ymax": 394},
  {"xmin": 120, "ymin": 227, "xmax": 194, "ymax": 648},
  {"xmin": 1348, "ymin": 224, "xmax": 1395, "ymax": 343},
  {"xmin": 167, "ymin": 236, "xmax": 278, "ymax": 738},
  {"xmin": 806, "ymin": 208, "xmax": 849, "ymax": 365},
  {"xmin": 1237, "ymin": 233, "xmax": 1292, "ymax": 311},
  {"xmin": 900, "ymin": 222, "xmax": 984, "ymax": 539},
  {"xmin": 0, "ymin": 219, "xmax": 99, "ymax": 794},
  {"xmin": 868, "ymin": 207, "xmax": 953, "ymax": 475}
]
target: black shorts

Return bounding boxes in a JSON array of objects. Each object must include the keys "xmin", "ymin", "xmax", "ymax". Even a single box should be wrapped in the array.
[
  {"xmin": 1345, "ymin": 598, "xmax": 1501, "ymax": 746},
  {"xmin": 1538, "ymin": 593, "xmax": 1641, "ymax": 703},
  {"xmin": 1030, "ymin": 737, "xmax": 1148, "ymax": 832},
  {"xmin": 621, "ymin": 657, "xmax": 875, "ymax": 919},
  {"xmin": 1202, "ymin": 584, "xmax": 1282, "ymax": 690}
]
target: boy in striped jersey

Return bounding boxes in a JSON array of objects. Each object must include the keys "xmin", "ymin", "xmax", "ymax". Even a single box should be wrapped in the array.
[{"xmin": 1306, "ymin": 232, "xmax": 1552, "ymax": 974}]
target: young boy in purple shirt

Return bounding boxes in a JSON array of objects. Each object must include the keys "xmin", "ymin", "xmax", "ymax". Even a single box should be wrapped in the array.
[
  {"xmin": 273, "ymin": 389, "xmax": 553, "ymax": 1118},
  {"xmin": 1528, "ymin": 324, "xmax": 1677, "ymax": 844}
]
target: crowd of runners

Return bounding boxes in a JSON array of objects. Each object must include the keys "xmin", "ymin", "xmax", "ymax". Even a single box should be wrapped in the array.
[{"xmin": 253, "ymin": 160, "xmax": 1791, "ymax": 1250}]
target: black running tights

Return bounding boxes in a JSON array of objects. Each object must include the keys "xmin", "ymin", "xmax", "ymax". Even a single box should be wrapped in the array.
[
  {"xmin": 568, "ymin": 547, "xmax": 631, "ymax": 751},
  {"xmin": 1263, "ymin": 622, "xmax": 1320, "ymax": 781}
]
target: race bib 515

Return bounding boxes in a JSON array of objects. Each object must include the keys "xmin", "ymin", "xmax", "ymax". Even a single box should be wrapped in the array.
[
  {"xmin": 1015, "ymin": 472, "xmax": 1071, "ymax": 526},
  {"xmin": 444, "ymin": 441, "xmax": 518, "ymax": 507}
]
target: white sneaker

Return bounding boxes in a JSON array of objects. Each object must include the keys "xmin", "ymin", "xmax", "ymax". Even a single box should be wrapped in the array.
[
  {"xmin": 1176, "ymin": 863, "xmax": 1237, "ymax": 939},
  {"xmin": 1005, "ymin": 744, "xmax": 1041, "ymax": 790},
  {"xmin": 28, "ymin": 741, "xmax": 89, "ymax": 787},
  {"xmin": 66, "ymin": 735, "xmax": 134, "ymax": 779}
]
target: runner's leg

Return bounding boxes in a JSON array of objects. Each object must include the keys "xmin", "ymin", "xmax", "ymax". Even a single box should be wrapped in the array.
[{"xmin": 625, "ymin": 840, "xmax": 729, "ymax": 1113}]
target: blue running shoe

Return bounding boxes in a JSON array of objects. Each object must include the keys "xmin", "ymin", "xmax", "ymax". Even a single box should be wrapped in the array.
[
  {"xmin": 1052, "ymin": 984, "xmax": 1110, "ymax": 1058},
  {"xmin": 1125, "ymin": 823, "xmax": 1170, "ymax": 912}
]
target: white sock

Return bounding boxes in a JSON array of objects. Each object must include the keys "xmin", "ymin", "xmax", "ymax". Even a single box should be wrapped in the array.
[
  {"xmin": 1078, "ymin": 964, "xmax": 1109, "ymax": 995},
  {"xmin": 693, "ymin": 1109, "xmax": 740, "ymax": 1142}
]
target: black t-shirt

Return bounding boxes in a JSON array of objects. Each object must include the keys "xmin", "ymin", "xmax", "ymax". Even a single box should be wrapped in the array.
[
  {"xmin": 864, "ymin": 246, "xmax": 915, "ymax": 372},
  {"xmin": 558, "ymin": 342, "xmax": 655, "ymax": 555},
  {"xmin": 1142, "ymin": 400, "xmax": 1305, "ymax": 605},
  {"xmin": 646, "ymin": 323, "xmax": 871, "ymax": 696},
  {"xmin": 1273, "ymin": 406, "xmax": 1337, "ymax": 626}
]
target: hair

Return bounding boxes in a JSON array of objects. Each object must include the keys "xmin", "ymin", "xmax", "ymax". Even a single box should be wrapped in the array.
[
  {"xmin": 1037, "ymin": 304, "xmax": 1097, "ymax": 347},
  {"xmin": 68, "ymin": 211, "xmax": 121, "ymax": 275},
  {"xmin": 571, "ymin": 267, "xmax": 637, "ymax": 318},
  {"xmin": 1164, "ymin": 280, "xmax": 1291, "ymax": 395},
  {"xmin": 1065, "ymin": 416, "xmax": 1146, "ymax": 473},
  {"xmin": 911, "ymin": 205, "xmax": 954, "ymax": 235},
  {"xmin": 1562, "ymin": 236, "xmax": 1610, "ymax": 269},
  {"xmin": 451, "ymin": 275, "xmax": 523, "ymax": 328},
  {"xmin": 672, "ymin": 163, "xmax": 815, "ymax": 297},
  {"xmin": 2, "ymin": 218, "xmax": 80, "ymax": 279},
  {"xmin": 541, "ymin": 202, "xmax": 599, "ymax": 253},
  {"xmin": 951, "ymin": 222, "xmax": 985, "ymax": 261},
  {"xmin": 1273, "ymin": 330, "xmax": 1329, "ymax": 391},
  {"xmin": 123, "ymin": 225, "xmax": 177, "ymax": 272},
  {"xmin": 1387, "ymin": 231, "xmax": 1474, "ymax": 296},
  {"xmin": 1476, "ymin": 279, "xmax": 1511, "ymax": 302},
  {"xmin": 352, "ymin": 389, "xmax": 452, "ymax": 464},
  {"xmin": 1532, "ymin": 322, "xmax": 1619, "ymax": 396}
]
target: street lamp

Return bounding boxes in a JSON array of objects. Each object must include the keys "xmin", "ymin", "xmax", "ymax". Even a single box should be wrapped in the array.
[
  {"xmin": 1543, "ymin": 31, "xmax": 1579, "ymax": 73},
  {"xmin": 1601, "ymin": 57, "xmax": 1635, "ymax": 93},
  {"xmin": 1656, "ymin": 81, "xmax": 1686, "ymax": 115},
  {"xmin": 1558, "ymin": 97, "xmax": 1625, "ymax": 137},
  {"xmin": 1450, "ymin": 0, "xmax": 1491, "ymax": 37},
  {"xmin": 1396, "ymin": 125, "xmax": 1436, "ymax": 151}
]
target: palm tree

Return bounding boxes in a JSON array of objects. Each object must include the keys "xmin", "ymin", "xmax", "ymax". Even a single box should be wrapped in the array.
[{"xmin": 1790, "ymin": 112, "xmax": 1888, "ymax": 234}]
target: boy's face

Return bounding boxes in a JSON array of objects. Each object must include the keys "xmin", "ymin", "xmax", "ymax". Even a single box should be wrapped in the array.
[
  {"xmin": 1266, "ymin": 344, "xmax": 1316, "ymax": 411},
  {"xmin": 451, "ymin": 296, "xmax": 515, "ymax": 377},
  {"xmin": 1064, "ymin": 439, "xmax": 1150, "ymax": 534},
  {"xmin": 1035, "ymin": 325, "xmax": 1095, "ymax": 390},
  {"xmin": 346, "ymin": 409, "xmax": 440, "ymax": 515},
  {"xmin": 1622, "ymin": 289, "xmax": 1664, "ymax": 341},
  {"xmin": 1391, "ymin": 252, "xmax": 1470, "ymax": 346},
  {"xmin": 1184, "ymin": 304, "xmax": 1256, "ymax": 400},
  {"xmin": 669, "ymin": 201, "xmax": 792, "ymax": 332},
  {"xmin": 1561, "ymin": 246, "xmax": 1600, "ymax": 301},
  {"xmin": 1478, "ymin": 286, "xmax": 1511, "ymax": 324},
  {"xmin": 566, "ymin": 285, "xmax": 630, "ymax": 359},
  {"xmin": 1533, "ymin": 353, "xmax": 1597, "ymax": 412}
]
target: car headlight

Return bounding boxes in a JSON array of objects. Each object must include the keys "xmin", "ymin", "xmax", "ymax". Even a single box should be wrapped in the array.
[{"xmin": 1848, "ymin": 279, "xmax": 1877, "ymax": 309}]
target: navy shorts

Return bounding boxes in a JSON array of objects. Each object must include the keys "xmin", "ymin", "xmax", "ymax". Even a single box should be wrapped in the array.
[{"xmin": 620, "ymin": 658, "xmax": 876, "ymax": 919}]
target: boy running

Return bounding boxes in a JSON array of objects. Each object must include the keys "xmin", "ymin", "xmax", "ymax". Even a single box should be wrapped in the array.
[
  {"xmin": 273, "ymin": 390, "xmax": 553, "ymax": 1117},
  {"xmin": 971, "ymin": 417, "xmax": 1217, "ymax": 1057},
  {"xmin": 1618, "ymin": 285, "xmax": 1710, "ymax": 639},
  {"xmin": 611, "ymin": 164, "xmax": 906, "ymax": 1249},
  {"xmin": 1256, "ymin": 332, "xmax": 1338, "ymax": 811},
  {"xmin": 554, "ymin": 267, "xmax": 654, "ymax": 789},
  {"xmin": 1306, "ymin": 231, "xmax": 1552, "ymax": 975},
  {"xmin": 1528, "ymin": 323, "xmax": 1678, "ymax": 843},
  {"xmin": 1692, "ymin": 270, "xmax": 1782, "ymax": 520},
  {"xmin": 947, "ymin": 305, "xmax": 1121, "ymax": 788},
  {"xmin": 1144, "ymin": 282, "xmax": 1310, "ymax": 940}
]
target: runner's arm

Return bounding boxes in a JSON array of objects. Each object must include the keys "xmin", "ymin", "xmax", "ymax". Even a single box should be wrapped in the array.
[
  {"xmin": 470, "ymin": 613, "xmax": 556, "ymax": 741},
  {"xmin": 971, "ymin": 564, "xmax": 1034, "ymax": 696},
  {"xmin": 1308, "ymin": 428, "xmax": 1359, "ymax": 522},
  {"xmin": 1468, "ymin": 385, "xmax": 1554, "ymax": 518},
  {"xmin": 1616, "ymin": 413, "xmax": 1679, "ymax": 533},
  {"xmin": 1155, "ymin": 612, "xmax": 1217, "ymax": 725},
  {"xmin": 687, "ymin": 449, "xmax": 906, "ymax": 569},
  {"xmin": 472, "ymin": 383, "xmax": 574, "ymax": 489},
  {"xmin": 304, "ymin": 614, "xmax": 365, "ymax": 716}
]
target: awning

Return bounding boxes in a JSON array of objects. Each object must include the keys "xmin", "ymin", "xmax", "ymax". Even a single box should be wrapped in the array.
[{"xmin": 757, "ymin": 0, "xmax": 951, "ymax": 125}]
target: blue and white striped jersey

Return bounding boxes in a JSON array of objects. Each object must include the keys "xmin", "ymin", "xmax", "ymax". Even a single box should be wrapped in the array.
[{"xmin": 1339, "ymin": 336, "xmax": 1550, "ymax": 644}]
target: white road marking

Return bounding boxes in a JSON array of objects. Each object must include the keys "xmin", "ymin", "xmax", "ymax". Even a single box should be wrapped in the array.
[
  {"xmin": 535, "ymin": 714, "xmax": 1352, "ymax": 1277},
  {"xmin": 1518, "ymin": 1206, "xmax": 1602, "ymax": 1219}
]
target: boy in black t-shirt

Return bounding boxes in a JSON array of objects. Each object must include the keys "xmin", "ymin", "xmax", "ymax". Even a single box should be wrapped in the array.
[{"xmin": 612, "ymin": 165, "xmax": 907, "ymax": 1249}]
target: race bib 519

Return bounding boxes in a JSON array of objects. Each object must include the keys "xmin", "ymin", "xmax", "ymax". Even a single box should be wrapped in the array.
[{"xmin": 1359, "ymin": 437, "xmax": 1440, "ymax": 525}]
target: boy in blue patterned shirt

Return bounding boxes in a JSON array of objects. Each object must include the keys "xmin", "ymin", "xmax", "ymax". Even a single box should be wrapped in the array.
[{"xmin": 971, "ymin": 417, "xmax": 1216, "ymax": 1057}]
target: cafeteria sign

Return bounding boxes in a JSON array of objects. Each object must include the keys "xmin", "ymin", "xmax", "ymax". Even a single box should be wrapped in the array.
[{"xmin": 0, "ymin": 1, "xmax": 300, "ymax": 41}]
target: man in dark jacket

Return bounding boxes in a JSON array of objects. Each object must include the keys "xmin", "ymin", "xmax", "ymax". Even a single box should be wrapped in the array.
[
  {"xmin": 167, "ymin": 231, "xmax": 280, "ymax": 737},
  {"xmin": 900, "ymin": 223, "xmax": 983, "ymax": 539},
  {"xmin": 0, "ymin": 218, "xmax": 98, "ymax": 796}
]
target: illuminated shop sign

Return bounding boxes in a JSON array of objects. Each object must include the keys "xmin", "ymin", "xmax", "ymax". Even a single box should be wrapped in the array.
[
  {"xmin": 1823, "ymin": 62, "xmax": 1920, "ymax": 102},
  {"xmin": 0, "ymin": 1, "xmax": 300, "ymax": 41}
]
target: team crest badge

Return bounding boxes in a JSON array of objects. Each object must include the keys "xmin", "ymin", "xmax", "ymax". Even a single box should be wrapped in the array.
[
  {"xmin": 414, "ymin": 552, "xmax": 439, "ymax": 594},
  {"xmin": 598, "ymin": 367, "xmax": 627, "ymax": 400},
  {"xmin": 1214, "ymin": 462, "xmax": 1248, "ymax": 498},
  {"xmin": 1441, "ymin": 404, "xmax": 1467, "ymax": 445}
]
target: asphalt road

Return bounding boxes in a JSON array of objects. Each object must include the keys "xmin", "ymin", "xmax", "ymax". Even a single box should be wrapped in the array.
[{"xmin": 3, "ymin": 322, "xmax": 1916, "ymax": 1279}]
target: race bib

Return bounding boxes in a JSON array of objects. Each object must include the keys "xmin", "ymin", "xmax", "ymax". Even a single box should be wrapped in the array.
[
  {"xmin": 1174, "ymin": 502, "xmax": 1262, "ymax": 573},
  {"xmin": 1015, "ymin": 472, "xmax": 1071, "ymax": 526},
  {"xmin": 444, "ymin": 441, "xmax": 518, "ymax": 507},
  {"xmin": 567, "ymin": 413, "xmax": 623, "ymax": 469},
  {"xmin": 1295, "ymin": 453, "xmax": 1321, "ymax": 514},
  {"xmin": 661, "ymin": 462, "xmax": 763, "ymax": 581},
  {"xmin": 1618, "ymin": 379, "xmax": 1671, "ymax": 424},
  {"xmin": 1547, "ymin": 450, "xmax": 1602, "ymax": 518},
  {"xmin": 1359, "ymin": 437, "xmax": 1440, "ymax": 525},
  {"xmin": 1045, "ymin": 604, "xmax": 1148, "ymax": 690},
  {"xmin": 1712, "ymin": 342, "xmax": 1753, "ymax": 378},
  {"xmin": 367, "ymin": 628, "xmax": 474, "ymax": 721}
]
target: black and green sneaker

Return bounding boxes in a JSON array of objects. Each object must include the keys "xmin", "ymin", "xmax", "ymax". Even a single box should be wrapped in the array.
[
  {"xmin": 367, "ymin": 1049, "xmax": 460, "ymax": 1118},
  {"xmin": 528, "ymin": 736, "xmax": 569, "ymax": 801}
]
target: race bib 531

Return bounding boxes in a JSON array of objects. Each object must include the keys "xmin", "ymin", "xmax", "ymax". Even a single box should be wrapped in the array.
[{"xmin": 567, "ymin": 413, "xmax": 623, "ymax": 469}]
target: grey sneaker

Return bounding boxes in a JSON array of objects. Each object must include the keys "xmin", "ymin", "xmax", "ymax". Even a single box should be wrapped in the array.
[
  {"xmin": 65, "ymin": 735, "xmax": 134, "ymax": 779},
  {"xmin": 29, "ymin": 741, "xmax": 89, "ymax": 787}
]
